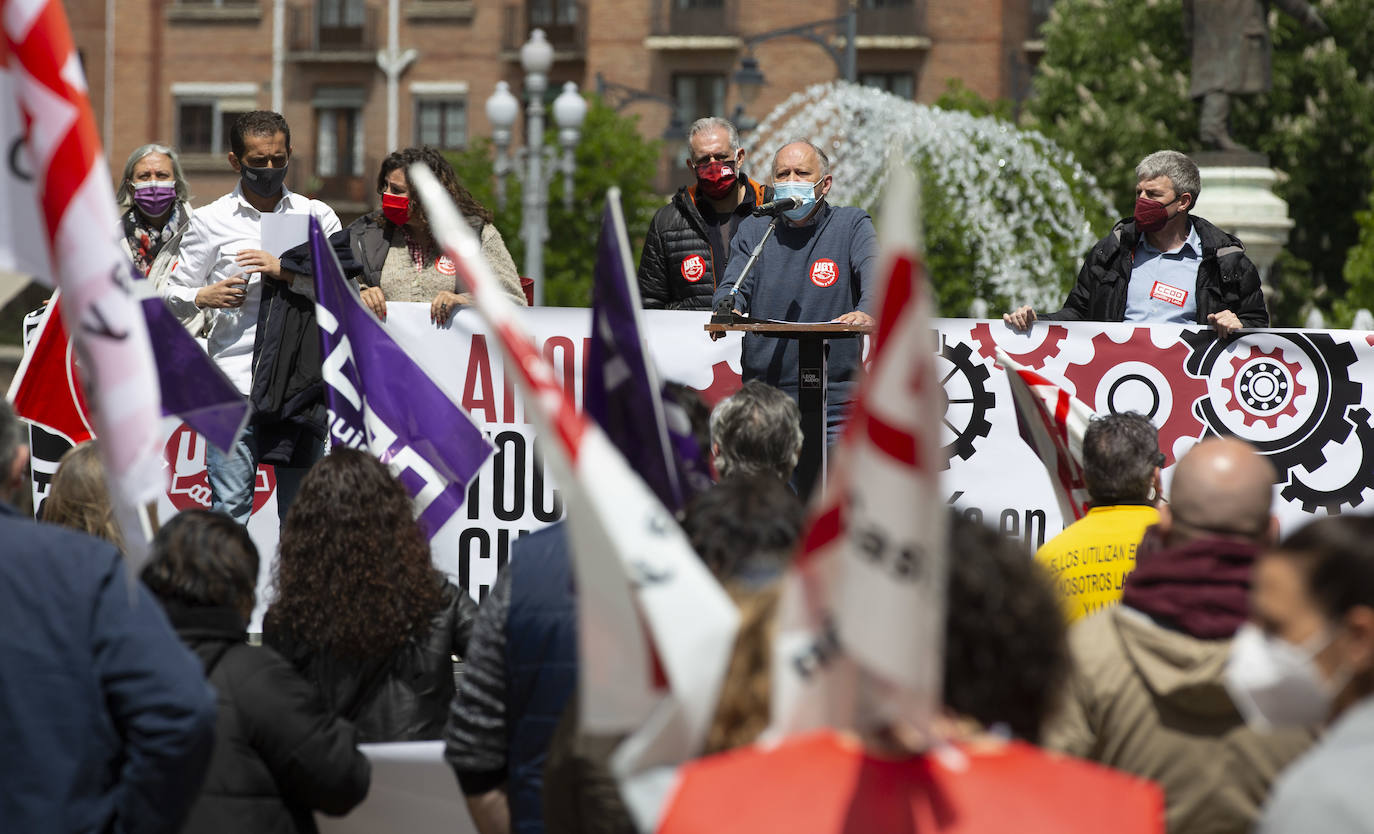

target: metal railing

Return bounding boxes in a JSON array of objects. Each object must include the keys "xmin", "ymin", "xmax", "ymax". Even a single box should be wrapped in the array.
[
  {"xmin": 287, "ymin": 2, "xmax": 380, "ymax": 53},
  {"xmin": 650, "ymin": 0, "xmax": 737, "ymax": 38},
  {"xmin": 502, "ymin": 1, "xmax": 586, "ymax": 54},
  {"xmin": 850, "ymin": 0, "xmax": 924, "ymax": 38}
]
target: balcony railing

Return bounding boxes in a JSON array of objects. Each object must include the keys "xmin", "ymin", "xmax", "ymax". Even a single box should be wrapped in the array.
[
  {"xmin": 287, "ymin": 3, "xmax": 380, "ymax": 55},
  {"xmin": 650, "ymin": 0, "xmax": 737, "ymax": 39},
  {"xmin": 851, "ymin": 0, "xmax": 924, "ymax": 38},
  {"xmin": 502, "ymin": 2, "xmax": 586, "ymax": 55}
]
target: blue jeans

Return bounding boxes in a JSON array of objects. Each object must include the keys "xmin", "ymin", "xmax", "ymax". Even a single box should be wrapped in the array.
[{"xmin": 206, "ymin": 424, "xmax": 322, "ymax": 525}]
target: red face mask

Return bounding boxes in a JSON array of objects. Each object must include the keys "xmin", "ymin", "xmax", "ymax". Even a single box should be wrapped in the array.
[
  {"xmin": 1133, "ymin": 194, "xmax": 1180, "ymax": 233},
  {"xmin": 695, "ymin": 159, "xmax": 739, "ymax": 200},
  {"xmin": 382, "ymin": 191, "xmax": 410, "ymax": 226}
]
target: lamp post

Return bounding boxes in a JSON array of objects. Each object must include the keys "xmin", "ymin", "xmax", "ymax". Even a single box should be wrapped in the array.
[
  {"xmin": 730, "ymin": 1, "xmax": 858, "ymax": 130},
  {"xmin": 484, "ymin": 29, "xmax": 588, "ymax": 306}
]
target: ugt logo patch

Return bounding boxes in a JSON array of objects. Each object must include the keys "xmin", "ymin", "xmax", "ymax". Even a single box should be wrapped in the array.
[
  {"xmin": 810, "ymin": 258, "xmax": 838, "ymax": 288},
  {"xmin": 680, "ymin": 254, "xmax": 706, "ymax": 283}
]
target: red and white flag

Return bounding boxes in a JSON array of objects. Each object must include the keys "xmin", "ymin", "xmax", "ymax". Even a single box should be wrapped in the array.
[
  {"xmin": 994, "ymin": 349, "xmax": 1095, "ymax": 523},
  {"xmin": 3, "ymin": 0, "xmax": 164, "ymax": 553},
  {"xmin": 771, "ymin": 162, "xmax": 948, "ymax": 739},
  {"xmin": 411, "ymin": 167, "xmax": 740, "ymax": 817}
]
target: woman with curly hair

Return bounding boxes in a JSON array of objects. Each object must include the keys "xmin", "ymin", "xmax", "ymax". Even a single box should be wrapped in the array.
[
  {"xmin": 282, "ymin": 145, "xmax": 525, "ymax": 325},
  {"xmin": 263, "ymin": 447, "xmax": 479, "ymax": 742}
]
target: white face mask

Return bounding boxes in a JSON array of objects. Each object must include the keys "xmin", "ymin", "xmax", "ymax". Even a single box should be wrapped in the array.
[{"xmin": 1224, "ymin": 622, "xmax": 1342, "ymax": 730}]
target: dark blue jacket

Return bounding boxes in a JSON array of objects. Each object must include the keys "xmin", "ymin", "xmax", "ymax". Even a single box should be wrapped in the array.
[
  {"xmin": 0, "ymin": 503, "xmax": 217, "ymax": 834},
  {"xmin": 503, "ymin": 524, "xmax": 577, "ymax": 834}
]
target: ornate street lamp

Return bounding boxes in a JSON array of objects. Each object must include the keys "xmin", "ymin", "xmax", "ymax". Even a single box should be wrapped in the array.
[{"xmin": 485, "ymin": 29, "xmax": 588, "ymax": 306}]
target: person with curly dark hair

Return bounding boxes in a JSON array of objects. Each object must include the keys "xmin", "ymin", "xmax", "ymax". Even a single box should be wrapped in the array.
[
  {"xmin": 263, "ymin": 447, "xmax": 479, "ymax": 742},
  {"xmin": 282, "ymin": 145, "xmax": 525, "ymax": 325}
]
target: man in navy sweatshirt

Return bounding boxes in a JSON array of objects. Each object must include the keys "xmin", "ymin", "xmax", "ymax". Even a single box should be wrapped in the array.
[{"xmin": 712, "ymin": 140, "xmax": 878, "ymax": 434}]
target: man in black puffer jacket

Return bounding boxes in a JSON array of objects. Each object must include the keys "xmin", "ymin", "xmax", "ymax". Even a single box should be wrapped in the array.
[
  {"xmin": 638, "ymin": 117, "xmax": 768, "ymax": 309},
  {"xmin": 1005, "ymin": 150, "xmax": 1268, "ymax": 336},
  {"xmin": 143, "ymin": 511, "xmax": 370, "ymax": 834}
]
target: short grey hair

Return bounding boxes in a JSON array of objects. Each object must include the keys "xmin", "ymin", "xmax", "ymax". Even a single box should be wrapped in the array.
[
  {"xmin": 1082, "ymin": 412, "xmax": 1160, "ymax": 506},
  {"xmin": 686, "ymin": 117, "xmax": 740, "ymax": 160},
  {"xmin": 772, "ymin": 139, "xmax": 830, "ymax": 177},
  {"xmin": 1135, "ymin": 150, "xmax": 1200, "ymax": 204},
  {"xmin": 115, "ymin": 143, "xmax": 191, "ymax": 211},
  {"xmin": 710, "ymin": 381, "xmax": 804, "ymax": 482}
]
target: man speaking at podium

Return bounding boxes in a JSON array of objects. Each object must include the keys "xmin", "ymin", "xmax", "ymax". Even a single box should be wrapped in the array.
[{"xmin": 711, "ymin": 140, "xmax": 878, "ymax": 439}]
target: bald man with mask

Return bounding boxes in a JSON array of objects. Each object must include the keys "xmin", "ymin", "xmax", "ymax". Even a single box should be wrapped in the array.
[{"xmin": 1044, "ymin": 438, "xmax": 1314, "ymax": 834}]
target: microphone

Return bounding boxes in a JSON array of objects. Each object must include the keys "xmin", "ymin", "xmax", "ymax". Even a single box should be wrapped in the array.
[{"xmin": 751, "ymin": 196, "xmax": 803, "ymax": 217}]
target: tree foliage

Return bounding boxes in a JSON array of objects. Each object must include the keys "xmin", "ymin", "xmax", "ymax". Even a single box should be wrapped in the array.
[
  {"xmin": 1027, "ymin": 0, "xmax": 1374, "ymax": 325},
  {"xmin": 448, "ymin": 96, "xmax": 662, "ymax": 307}
]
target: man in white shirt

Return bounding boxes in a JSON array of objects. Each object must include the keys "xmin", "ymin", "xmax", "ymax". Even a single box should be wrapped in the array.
[{"xmin": 164, "ymin": 110, "xmax": 341, "ymax": 525}]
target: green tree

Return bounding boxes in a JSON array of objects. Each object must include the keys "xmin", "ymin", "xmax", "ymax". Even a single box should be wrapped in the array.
[
  {"xmin": 1027, "ymin": 0, "xmax": 1374, "ymax": 324},
  {"xmin": 1336, "ymin": 184, "xmax": 1374, "ymax": 323},
  {"xmin": 448, "ymin": 96, "xmax": 662, "ymax": 306}
]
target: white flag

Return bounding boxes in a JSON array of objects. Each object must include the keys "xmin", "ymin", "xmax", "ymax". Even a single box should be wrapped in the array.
[
  {"xmin": 410, "ymin": 167, "xmax": 740, "ymax": 814},
  {"xmin": 771, "ymin": 161, "xmax": 948, "ymax": 739},
  {"xmin": 994, "ymin": 349, "xmax": 1096, "ymax": 523},
  {"xmin": 3, "ymin": 0, "xmax": 164, "ymax": 563}
]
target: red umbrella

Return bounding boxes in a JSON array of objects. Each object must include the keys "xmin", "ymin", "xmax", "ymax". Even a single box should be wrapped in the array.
[{"xmin": 657, "ymin": 730, "xmax": 1164, "ymax": 834}]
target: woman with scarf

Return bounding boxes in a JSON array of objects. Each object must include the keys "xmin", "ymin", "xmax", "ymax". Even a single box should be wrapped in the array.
[{"xmin": 115, "ymin": 143, "xmax": 204, "ymax": 333}]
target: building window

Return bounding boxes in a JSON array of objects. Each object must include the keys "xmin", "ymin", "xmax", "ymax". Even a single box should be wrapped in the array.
[
  {"xmin": 673, "ymin": 73, "xmax": 726, "ymax": 128},
  {"xmin": 172, "ymin": 84, "xmax": 258, "ymax": 154},
  {"xmin": 529, "ymin": 0, "xmax": 577, "ymax": 26},
  {"xmin": 859, "ymin": 71, "xmax": 915, "ymax": 100},
  {"xmin": 318, "ymin": 0, "xmax": 364, "ymax": 26},
  {"xmin": 316, "ymin": 108, "xmax": 363, "ymax": 177},
  {"xmin": 415, "ymin": 98, "xmax": 468, "ymax": 150}
]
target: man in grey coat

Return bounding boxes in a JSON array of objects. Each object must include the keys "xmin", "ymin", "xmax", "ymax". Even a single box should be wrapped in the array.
[{"xmin": 1185, "ymin": 0, "xmax": 1327, "ymax": 151}]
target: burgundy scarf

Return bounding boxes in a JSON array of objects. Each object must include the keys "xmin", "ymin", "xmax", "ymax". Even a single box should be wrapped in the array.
[{"xmin": 1120, "ymin": 526, "xmax": 1259, "ymax": 639}]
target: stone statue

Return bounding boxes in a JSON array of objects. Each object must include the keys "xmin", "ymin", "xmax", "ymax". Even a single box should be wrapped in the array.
[{"xmin": 1185, "ymin": 0, "xmax": 1328, "ymax": 152}]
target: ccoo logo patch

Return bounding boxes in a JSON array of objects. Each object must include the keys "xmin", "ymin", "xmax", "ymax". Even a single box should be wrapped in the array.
[
  {"xmin": 810, "ymin": 258, "xmax": 838, "ymax": 288},
  {"xmin": 681, "ymin": 254, "xmax": 707, "ymax": 283},
  {"xmin": 436, "ymin": 255, "xmax": 457, "ymax": 276}
]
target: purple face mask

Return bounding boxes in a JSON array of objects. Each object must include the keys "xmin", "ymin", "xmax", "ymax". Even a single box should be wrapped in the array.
[{"xmin": 132, "ymin": 180, "xmax": 177, "ymax": 217}]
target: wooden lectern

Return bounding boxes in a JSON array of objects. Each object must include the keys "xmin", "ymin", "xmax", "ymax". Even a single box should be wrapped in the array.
[{"xmin": 704, "ymin": 320, "xmax": 872, "ymax": 500}]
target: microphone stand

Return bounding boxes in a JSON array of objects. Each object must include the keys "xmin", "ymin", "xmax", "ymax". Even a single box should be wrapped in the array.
[{"xmin": 711, "ymin": 214, "xmax": 783, "ymax": 324}]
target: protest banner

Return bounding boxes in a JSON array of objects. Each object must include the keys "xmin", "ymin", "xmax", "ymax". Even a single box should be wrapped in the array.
[{"xmin": 22, "ymin": 309, "xmax": 1374, "ymax": 624}]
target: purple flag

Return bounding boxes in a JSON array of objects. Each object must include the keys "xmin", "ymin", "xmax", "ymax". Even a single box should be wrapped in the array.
[
  {"xmin": 140, "ymin": 293, "xmax": 249, "ymax": 453},
  {"xmin": 309, "ymin": 217, "xmax": 493, "ymax": 536},
  {"xmin": 585, "ymin": 189, "xmax": 709, "ymax": 514}
]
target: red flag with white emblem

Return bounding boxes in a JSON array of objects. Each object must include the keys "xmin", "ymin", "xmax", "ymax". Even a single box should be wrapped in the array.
[{"xmin": 771, "ymin": 162, "xmax": 948, "ymax": 738}]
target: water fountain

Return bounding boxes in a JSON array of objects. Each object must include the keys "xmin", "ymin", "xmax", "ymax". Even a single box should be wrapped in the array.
[{"xmin": 748, "ymin": 82, "xmax": 1117, "ymax": 313}]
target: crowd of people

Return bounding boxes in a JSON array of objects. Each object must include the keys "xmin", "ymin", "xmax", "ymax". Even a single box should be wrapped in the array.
[{"xmin": 2, "ymin": 107, "xmax": 1373, "ymax": 834}]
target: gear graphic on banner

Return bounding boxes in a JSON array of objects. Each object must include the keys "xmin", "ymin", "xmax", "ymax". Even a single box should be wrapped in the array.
[
  {"xmin": 1183, "ymin": 330, "xmax": 1372, "ymax": 514},
  {"xmin": 1061, "ymin": 329, "xmax": 1209, "ymax": 467},
  {"xmin": 968, "ymin": 321, "xmax": 1069, "ymax": 368},
  {"xmin": 1279, "ymin": 407, "xmax": 1374, "ymax": 514},
  {"xmin": 1222, "ymin": 345, "xmax": 1308, "ymax": 429},
  {"xmin": 938, "ymin": 337, "xmax": 994, "ymax": 470}
]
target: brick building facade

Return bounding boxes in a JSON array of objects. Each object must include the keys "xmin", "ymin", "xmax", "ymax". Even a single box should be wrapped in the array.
[{"xmin": 69, "ymin": 0, "xmax": 1043, "ymax": 211}]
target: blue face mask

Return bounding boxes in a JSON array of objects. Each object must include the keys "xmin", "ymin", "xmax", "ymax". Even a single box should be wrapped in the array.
[{"xmin": 774, "ymin": 180, "xmax": 819, "ymax": 221}]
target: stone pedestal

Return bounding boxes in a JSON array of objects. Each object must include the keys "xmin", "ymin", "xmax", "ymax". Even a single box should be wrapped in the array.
[{"xmin": 1190, "ymin": 151, "xmax": 1294, "ymax": 301}]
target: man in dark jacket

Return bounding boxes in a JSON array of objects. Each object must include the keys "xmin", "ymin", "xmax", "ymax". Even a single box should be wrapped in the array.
[
  {"xmin": 0, "ymin": 403, "xmax": 218, "ymax": 834},
  {"xmin": 1005, "ymin": 150, "xmax": 1268, "ymax": 336},
  {"xmin": 444, "ymin": 524, "xmax": 575, "ymax": 834},
  {"xmin": 143, "ymin": 510, "xmax": 370, "ymax": 834},
  {"xmin": 638, "ymin": 117, "xmax": 768, "ymax": 310}
]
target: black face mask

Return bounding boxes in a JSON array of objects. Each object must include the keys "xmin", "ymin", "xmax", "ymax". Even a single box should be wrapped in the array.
[{"xmin": 239, "ymin": 163, "xmax": 289, "ymax": 199}]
